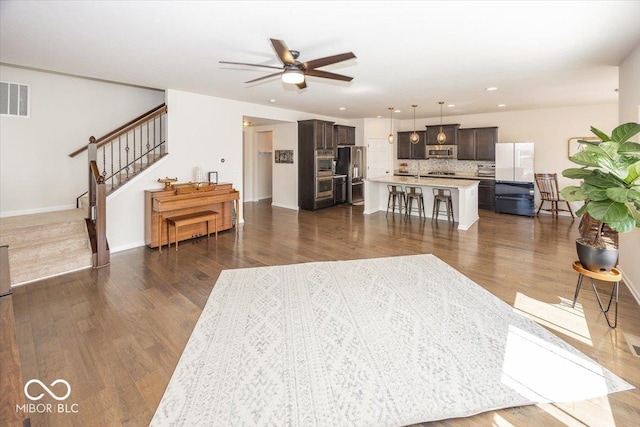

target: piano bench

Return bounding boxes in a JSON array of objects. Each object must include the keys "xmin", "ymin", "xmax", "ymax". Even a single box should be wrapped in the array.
[{"xmin": 165, "ymin": 210, "xmax": 219, "ymax": 251}]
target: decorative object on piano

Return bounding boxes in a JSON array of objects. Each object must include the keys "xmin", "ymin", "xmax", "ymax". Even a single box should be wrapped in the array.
[
  {"xmin": 173, "ymin": 182, "xmax": 218, "ymax": 194},
  {"xmin": 194, "ymin": 166, "xmax": 204, "ymax": 183},
  {"xmin": 208, "ymin": 171, "xmax": 218, "ymax": 185},
  {"xmin": 157, "ymin": 177, "xmax": 178, "ymax": 190},
  {"xmin": 275, "ymin": 150, "xmax": 294, "ymax": 164},
  {"xmin": 561, "ymin": 122, "xmax": 640, "ymax": 272}
]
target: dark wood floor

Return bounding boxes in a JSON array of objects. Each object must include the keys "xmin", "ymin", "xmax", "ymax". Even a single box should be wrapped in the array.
[{"xmin": 10, "ymin": 201, "xmax": 640, "ymax": 426}]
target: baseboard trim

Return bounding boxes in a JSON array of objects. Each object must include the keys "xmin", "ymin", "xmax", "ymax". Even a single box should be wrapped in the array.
[
  {"xmin": 620, "ymin": 266, "xmax": 640, "ymax": 306},
  {"xmin": 270, "ymin": 202, "xmax": 299, "ymax": 211}
]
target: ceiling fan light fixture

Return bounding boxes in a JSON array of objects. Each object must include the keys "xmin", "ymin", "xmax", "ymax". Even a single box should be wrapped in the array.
[{"xmin": 282, "ymin": 67, "xmax": 304, "ymax": 84}]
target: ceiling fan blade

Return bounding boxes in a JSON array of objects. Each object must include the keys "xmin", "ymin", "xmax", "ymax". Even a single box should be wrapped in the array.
[
  {"xmin": 296, "ymin": 80, "xmax": 307, "ymax": 90},
  {"xmin": 305, "ymin": 69, "xmax": 353, "ymax": 82},
  {"xmin": 219, "ymin": 60, "xmax": 282, "ymax": 70},
  {"xmin": 304, "ymin": 52, "xmax": 356, "ymax": 70},
  {"xmin": 270, "ymin": 39, "xmax": 296, "ymax": 65},
  {"xmin": 245, "ymin": 72, "xmax": 282, "ymax": 84}
]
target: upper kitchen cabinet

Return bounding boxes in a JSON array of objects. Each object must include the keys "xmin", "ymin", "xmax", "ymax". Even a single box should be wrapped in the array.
[
  {"xmin": 334, "ymin": 125, "xmax": 356, "ymax": 146},
  {"xmin": 300, "ymin": 119, "xmax": 335, "ymax": 150},
  {"xmin": 426, "ymin": 124, "xmax": 460, "ymax": 145},
  {"xmin": 457, "ymin": 127, "xmax": 498, "ymax": 160},
  {"xmin": 397, "ymin": 131, "xmax": 427, "ymax": 159}
]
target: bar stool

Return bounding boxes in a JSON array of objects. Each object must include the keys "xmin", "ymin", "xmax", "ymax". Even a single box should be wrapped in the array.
[
  {"xmin": 386, "ymin": 185, "xmax": 406, "ymax": 216},
  {"xmin": 405, "ymin": 186, "xmax": 425, "ymax": 219},
  {"xmin": 571, "ymin": 261, "xmax": 621, "ymax": 328},
  {"xmin": 432, "ymin": 188, "xmax": 454, "ymax": 223}
]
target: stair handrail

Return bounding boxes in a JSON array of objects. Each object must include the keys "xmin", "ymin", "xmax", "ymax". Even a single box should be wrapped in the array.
[{"xmin": 69, "ymin": 103, "xmax": 167, "ymax": 158}]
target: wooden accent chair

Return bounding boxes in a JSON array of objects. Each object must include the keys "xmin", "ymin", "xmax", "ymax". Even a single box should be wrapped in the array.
[{"xmin": 534, "ymin": 173, "xmax": 574, "ymax": 217}]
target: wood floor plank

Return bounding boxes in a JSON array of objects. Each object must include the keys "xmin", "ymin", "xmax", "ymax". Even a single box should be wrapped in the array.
[{"xmin": 10, "ymin": 201, "xmax": 640, "ymax": 426}]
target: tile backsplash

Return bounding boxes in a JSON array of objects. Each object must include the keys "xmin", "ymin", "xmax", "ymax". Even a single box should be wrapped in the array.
[{"xmin": 397, "ymin": 159, "xmax": 494, "ymax": 174}]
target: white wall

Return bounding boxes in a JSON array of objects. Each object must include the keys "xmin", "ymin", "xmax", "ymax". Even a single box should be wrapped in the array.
[
  {"xmin": 618, "ymin": 42, "xmax": 640, "ymax": 301},
  {"xmin": 0, "ymin": 65, "xmax": 165, "ymax": 216},
  {"xmin": 106, "ymin": 89, "xmax": 345, "ymax": 251}
]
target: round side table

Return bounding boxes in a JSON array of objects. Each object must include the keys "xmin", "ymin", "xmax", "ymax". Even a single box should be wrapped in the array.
[{"xmin": 571, "ymin": 261, "xmax": 621, "ymax": 328}]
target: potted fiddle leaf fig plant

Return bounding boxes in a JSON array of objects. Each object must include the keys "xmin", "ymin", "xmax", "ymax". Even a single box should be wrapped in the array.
[{"xmin": 560, "ymin": 122, "xmax": 640, "ymax": 272}]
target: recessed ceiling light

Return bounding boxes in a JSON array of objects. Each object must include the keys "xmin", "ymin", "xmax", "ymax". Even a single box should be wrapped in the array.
[
  {"xmin": 447, "ymin": 104, "xmax": 455, "ymax": 108},
  {"xmin": 497, "ymin": 103, "xmax": 506, "ymax": 107},
  {"xmin": 376, "ymin": 115, "xmax": 382, "ymax": 118},
  {"xmin": 394, "ymin": 109, "xmax": 401, "ymax": 113},
  {"xmin": 269, "ymin": 99, "xmax": 276, "ymax": 103},
  {"xmin": 339, "ymin": 107, "xmax": 346, "ymax": 111},
  {"xmin": 486, "ymin": 87, "xmax": 498, "ymax": 91}
]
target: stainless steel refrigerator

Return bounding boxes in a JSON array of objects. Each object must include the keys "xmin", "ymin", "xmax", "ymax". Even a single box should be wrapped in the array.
[
  {"xmin": 336, "ymin": 146, "xmax": 367, "ymax": 204},
  {"xmin": 495, "ymin": 142, "xmax": 535, "ymax": 216}
]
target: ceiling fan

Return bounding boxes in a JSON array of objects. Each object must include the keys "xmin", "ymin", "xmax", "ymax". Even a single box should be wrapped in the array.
[{"xmin": 219, "ymin": 38, "xmax": 356, "ymax": 89}]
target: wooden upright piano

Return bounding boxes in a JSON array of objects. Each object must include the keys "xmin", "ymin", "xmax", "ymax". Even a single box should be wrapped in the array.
[{"xmin": 145, "ymin": 183, "xmax": 239, "ymax": 249}]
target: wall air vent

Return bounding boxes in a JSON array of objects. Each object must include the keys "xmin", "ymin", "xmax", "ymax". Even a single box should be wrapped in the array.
[{"xmin": 0, "ymin": 81, "xmax": 30, "ymax": 117}]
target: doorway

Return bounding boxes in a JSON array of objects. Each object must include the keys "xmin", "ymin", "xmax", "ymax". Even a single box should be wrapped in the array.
[{"xmin": 256, "ymin": 131, "xmax": 273, "ymax": 201}]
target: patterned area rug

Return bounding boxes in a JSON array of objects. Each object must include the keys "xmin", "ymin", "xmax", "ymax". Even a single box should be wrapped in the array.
[{"xmin": 151, "ymin": 254, "xmax": 633, "ymax": 426}]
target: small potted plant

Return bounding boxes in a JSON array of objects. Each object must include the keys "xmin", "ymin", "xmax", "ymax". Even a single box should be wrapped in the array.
[{"xmin": 560, "ymin": 122, "xmax": 640, "ymax": 272}]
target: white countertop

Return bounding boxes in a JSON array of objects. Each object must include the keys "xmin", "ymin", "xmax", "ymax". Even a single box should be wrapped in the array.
[{"xmin": 368, "ymin": 175, "xmax": 479, "ymax": 189}]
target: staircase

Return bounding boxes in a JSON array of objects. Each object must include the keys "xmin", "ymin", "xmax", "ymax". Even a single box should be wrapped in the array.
[
  {"xmin": 0, "ymin": 209, "xmax": 93, "ymax": 285},
  {"xmin": 1, "ymin": 103, "xmax": 168, "ymax": 285}
]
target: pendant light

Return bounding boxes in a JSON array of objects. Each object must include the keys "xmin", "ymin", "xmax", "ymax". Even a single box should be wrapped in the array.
[
  {"xmin": 410, "ymin": 104, "xmax": 420, "ymax": 144},
  {"xmin": 437, "ymin": 101, "xmax": 446, "ymax": 144},
  {"xmin": 388, "ymin": 107, "xmax": 395, "ymax": 144}
]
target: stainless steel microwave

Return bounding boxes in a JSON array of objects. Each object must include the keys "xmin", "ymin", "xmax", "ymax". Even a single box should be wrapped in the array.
[{"xmin": 426, "ymin": 145, "xmax": 457, "ymax": 159}]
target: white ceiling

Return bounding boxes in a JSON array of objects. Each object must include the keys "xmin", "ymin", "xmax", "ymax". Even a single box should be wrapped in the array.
[{"xmin": 1, "ymin": 1, "xmax": 639, "ymax": 121}]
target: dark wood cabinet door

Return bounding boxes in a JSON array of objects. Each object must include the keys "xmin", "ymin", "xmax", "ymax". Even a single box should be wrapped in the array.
[
  {"xmin": 324, "ymin": 122, "xmax": 335, "ymax": 150},
  {"xmin": 475, "ymin": 127, "xmax": 497, "ymax": 160},
  {"xmin": 314, "ymin": 121, "xmax": 324, "ymax": 149},
  {"xmin": 346, "ymin": 126, "xmax": 355, "ymax": 145},
  {"xmin": 336, "ymin": 125, "xmax": 347, "ymax": 145},
  {"xmin": 313, "ymin": 121, "xmax": 335, "ymax": 149},
  {"xmin": 397, "ymin": 131, "xmax": 412, "ymax": 159},
  {"xmin": 398, "ymin": 131, "xmax": 427, "ymax": 159},
  {"xmin": 335, "ymin": 125, "xmax": 356, "ymax": 146},
  {"xmin": 411, "ymin": 131, "xmax": 427, "ymax": 159},
  {"xmin": 478, "ymin": 180, "xmax": 496, "ymax": 211},
  {"xmin": 457, "ymin": 128, "xmax": 476, "ymax": 160},
  {"xmin": 426, "ymin": 124, "xmax": 459, "ymax": 145}
]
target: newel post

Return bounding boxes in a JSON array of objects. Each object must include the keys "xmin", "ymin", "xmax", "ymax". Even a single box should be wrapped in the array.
[{"xmin": 88, "ymin": 136, "xmax": 97, "ymax": 220}]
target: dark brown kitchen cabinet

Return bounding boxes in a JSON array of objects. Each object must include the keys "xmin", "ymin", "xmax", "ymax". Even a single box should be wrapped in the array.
[
  {"xmin": 457, "ymin": 126, "xmax": 498, "ymax": 161},
  {"xmin": 426, "ymin": 124, "xmax": 460, "ymax": 145},
  {"xmin": 478, "ymin": 179, "xmax": 496, "ymax": 211},
  {"xmin": 334, "ymin": 125, "xmax": 356, "ymax": 145},
  {"xmin": 298, "ymin": 119, "xmax": 336, "ymax": 211},
  {"xmin": 300, "ymin": 119, "xmax": 335, "ymax": 150},
  {"xmin": 397, "ymin": 131, "xmax": 426, "ymax": 159}
]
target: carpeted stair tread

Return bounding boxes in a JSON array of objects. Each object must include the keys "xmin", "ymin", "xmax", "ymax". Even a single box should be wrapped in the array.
[
  {"xmin": 0, "ymin": 221, "xmax": 88, "ymax": 248},
  {"xmin": 0, "ymin": 209, "xmax": 94, "ymax": 285},
  {"xmin": 9, "ymin": 248, "xmax": 92, "ymax": 285},
  {"xmin": 8, "ymin": 235, "xmax": 91, "ymax": 262}
]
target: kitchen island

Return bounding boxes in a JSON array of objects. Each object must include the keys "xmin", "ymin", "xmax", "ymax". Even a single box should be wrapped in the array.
[{"xmin": 364, "ymin": 176, "xmax": 479, "ymax": 230}]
